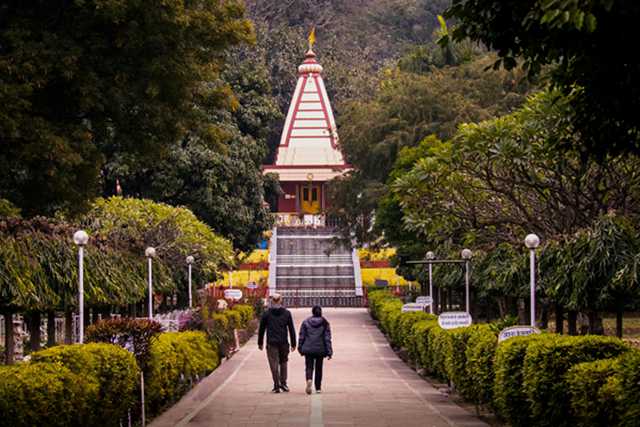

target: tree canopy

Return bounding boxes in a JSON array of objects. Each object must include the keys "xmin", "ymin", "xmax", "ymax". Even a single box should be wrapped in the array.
[
  {"xmin": 0, "ymin": 0, "xmax": 253, "ymax": 217},
  {"xmin": 445, "ymin": 0, "xmax": 640, "ymax": 156}
]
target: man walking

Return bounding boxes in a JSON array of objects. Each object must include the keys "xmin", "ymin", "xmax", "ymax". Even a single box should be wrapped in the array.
[{"xmin": 258, "ymin": 293, "xmax": 296, "ymax": 393}]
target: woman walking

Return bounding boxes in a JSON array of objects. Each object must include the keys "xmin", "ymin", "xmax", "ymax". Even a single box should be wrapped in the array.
[{"xmin": 298, "ymin": 305, "xmax": 333, "ymax": 394}]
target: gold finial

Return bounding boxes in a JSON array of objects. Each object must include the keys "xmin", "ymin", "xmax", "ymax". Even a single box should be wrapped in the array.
[{"xmin": 308, "ymin": 26, "xmax": 316, "ymax": 50}]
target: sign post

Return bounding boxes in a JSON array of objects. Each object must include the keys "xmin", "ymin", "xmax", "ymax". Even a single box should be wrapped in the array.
[
  {"xmin": 498, "ymin": 325, "xmax": 541, "ymax": 342},
  {"xmin": 438, "ymin": 311, "xmax": 472, "ymax": 329}
]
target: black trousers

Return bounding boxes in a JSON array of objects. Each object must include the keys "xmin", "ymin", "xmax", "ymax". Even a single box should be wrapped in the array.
[{"xmin": 304, "ymin": 354, "xmax": 324, "ymax": 391}]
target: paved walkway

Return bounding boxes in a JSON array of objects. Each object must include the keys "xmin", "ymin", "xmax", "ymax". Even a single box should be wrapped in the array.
[{"xmin": 150, "ymin": 308, "xmax": 488, "ymax": 427}]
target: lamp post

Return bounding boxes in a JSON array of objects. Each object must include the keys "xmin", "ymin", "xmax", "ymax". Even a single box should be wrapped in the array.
[
  {"xmin": 186, "ymin": 255, "xmax": 194, "ymax": 309},
  {"xmin": 524, "ymin": 234, "xmax": 540, "ymax": 327},
  {"xmin": 145, "ymin": 247, "xmax": 156, "ymax": 319},
  {"xmin": 73, "ymin": 230, "xmax": 89, "ymax": 343},
  {"xmin": 461, "ymin": 249, "xmax": 473, "ymax": 314},
  {"xmin": 425, "ymin": 251, "xmax": 435, "ymax": 314}
]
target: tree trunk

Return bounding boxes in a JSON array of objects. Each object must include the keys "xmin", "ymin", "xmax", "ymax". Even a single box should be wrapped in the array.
[
  {"xmin": 64, "ymin": 309, "xmax": 73, "ymax": 344},
  {"xmin": 84, "ymin": 307, "xmax": 90, "ymax": 329},
  {"xmin": 3, "ymin": 312, "xmax": 15, "ymax": 365},
  {"xmin": 587, "ymin": 311, "xmax": 604, "ymax": 335},
  {"xmin": 540, "ymin": 302, "xmax": 549, "ymax": 330},
  {"xmin": 555, "ymin": 303, "xmax": 564, "ymax": 334},
  {"xmin": 498, "ymin": 297, "xmax": 507, "ymax": 319},
  {"xmin": 47, "ymin": 311, "xmax": 56, "ymax": 347},
  {"xmin": 101, "ymin": 306, "xmax": 112, "ymax": 320},
  {"xmin": 567, "ymin": 311, "xmax": 578, "ymax": 336},
  {"xmin": 616, "ymin": 307, "xmax": 623, "ymax": 338},
  {"xmin": 29, "ymin": 311, "xmax": 41, "ymax": 352},
  {"xmin": 517, "ymin": 299, "xmax": 527, "ymax": 325}
]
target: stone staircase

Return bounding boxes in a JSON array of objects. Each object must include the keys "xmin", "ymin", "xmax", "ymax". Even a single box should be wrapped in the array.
[{"xmin": 268, "ymin": 227, "xmax": 363, "ymax": 307}]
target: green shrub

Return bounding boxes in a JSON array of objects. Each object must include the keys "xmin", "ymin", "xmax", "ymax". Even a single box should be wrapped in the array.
[
  {"xmin": 31, "ymin": 343, "xmax": 139, "ymax": 426},
  {"xmin": 427, "ymin": 326, "xmax": 452, "ymax": 380},
  {"xmin": 0, "ymin": 363, "xmax": 97, "ymax": 427},
  {"xmin": 378, "ymin": 299, "xmax": 403, "ymax": 334},
  {"xmin": 613, "ymin": 349, "xmax": 640, "ymax": 426},
  {"xmin": 567, "ymin": 357, "xmax": 622, "ymax": 427},
  {"xmin": 415, "ymin": 320, "xmax": 440, "ymax": 370},
  {"xmin": 523, "ymin": 335, "xmax": 628, "ymax": 427},
  {"xmin": 224, "ymin": 309, "xmax": 242, "ymax": 330},
  {"xmin": 231, "ymin": 304, "xmax": 255, "ymax": 328},
  {"xmin": 493, "ymin": 334, "xmax": 545, "ymax": 425},
  {"xmin": 464, "ymin": 326, "xmax": 498, "ymax": 405},
  {"xmin": 86, "ymin": 317, "xmax": 162, "ymax": 368},
  {"xmin": 368, "ymin": 290, "xmax": 396, "ymax": 320},
  {"xmin": 447, "ymin": 324, "xmax": 493, "ymax": 400},
  {"xmin": 147, "ymin": 330, "xmax": 219, "ymax": 414},
  {"xmin": 395, "ymin": 311, "xmax": 434, "ymax": 349}
]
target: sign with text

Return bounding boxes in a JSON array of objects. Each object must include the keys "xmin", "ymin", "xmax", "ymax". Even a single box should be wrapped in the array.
[
  {"xmin": 498, "ymin": 326, "xmax": 541, "ymax": 342},
  {"xmin": 224, "ymin": 289, "xmax": 243, "ymax": 301},
  {"xmin": 416, "ymin": 296, "xmax": 433, "ymax": 306},
  {"xmin": 438, "ymin": 312, "xmax": 472, "ymax": 329},
  {"xmin": 402, "ymin": 303, "xmax": 427, "ymax": 312}
]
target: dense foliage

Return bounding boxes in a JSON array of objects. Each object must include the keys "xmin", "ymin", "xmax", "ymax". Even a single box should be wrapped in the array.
[
  {"xmin": 446, "ymin": 0, "xmax": 640, "ymax": 156},
  {"xmin": 0, "ymin": 0, "xmax": 253, "ymax": 217}
]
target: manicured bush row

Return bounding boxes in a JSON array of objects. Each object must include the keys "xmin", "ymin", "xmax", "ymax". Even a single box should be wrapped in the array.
[
  {"xmin": 567, "ymin": 349, "xmax": 640, "ymax": 427},
  {"xmin": 0, "ymin": 328, "xmax": 229, "ymax": 426},
  {"xmin": 0, "ymin": 344, "xmax": 137, "ymax": 427},
  {"xmin": 367, "ymin": 290, "xmax": 639, "ymax": 427},
  {"xmin": 147, "ymin": 331, "xmax": 219, "ymax": 414}
]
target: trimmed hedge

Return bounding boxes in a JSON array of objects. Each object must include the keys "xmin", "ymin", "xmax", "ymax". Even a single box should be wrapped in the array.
[
  {"xmin": 368, "ymin": 290, "xmax": 639, "ymax": 427},
  {"xmin": 31, "ymin": 343, "xmax": 139, "ymax": 425},
  {"xmin": 0, "ymin": 326, "xmax": 234, "ymax": 426},
  {"xmin": 464, "ymin": 325, "xmax": 498, "ymax": 405},
  {"xmin": 567, "ymin": 349, "xmax": 640, "ymax": 427},
  {"xmin": 0, "ymin": 361, "xmax": 97, "ymax": 427},
  {"xmin": 493, "ymin": 334, "xmax": 545, "ymax": 425},
  {"xmin": 523, "ymin": 335, "xmax": 628, "ymax": 427},
  {"xmin": 147, "ymin": 330, "xmax": 220, "ymax": 414},
  {"xmin": 567, "ymin": 357, "xmax": 622, "ymax": 426}
]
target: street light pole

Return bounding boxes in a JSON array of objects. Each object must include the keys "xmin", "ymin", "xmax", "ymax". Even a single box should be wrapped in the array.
[
  {"xmin": 73, "ymin": 230, "xmax": 89, "ymax": 343},
  {"xmin": 525, "ymin": 234, "xmax": 541, "ymax": 327},
  {"xmin": 186, "ymin": 256, "xmax": 194, "ymax": 309},
  {"xmin": 426, "ymin": 251, "xmax": 435, "ymax": 314},
  {"xmin": 145, "ymin": 247, "xmax": 156, "ymax": 319},
  {"xmin": 461, "ymin": 249, "xmax": 473, "ymax": 314}
]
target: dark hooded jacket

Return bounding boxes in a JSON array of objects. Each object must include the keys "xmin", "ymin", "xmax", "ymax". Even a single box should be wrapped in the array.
[
  {"xmin": 258, "ymin": 306, "xmax": 296, "ymax": 347},
  {"xmin": 298, "ymin": 316, "xmax": 333, "ymax": 357}
]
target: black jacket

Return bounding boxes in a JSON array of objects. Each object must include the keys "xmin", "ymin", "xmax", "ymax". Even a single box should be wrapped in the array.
[
  {"xmin": 258, "ymin": 306, "xmax": 296, "ymax": 347},
  {"xmin": 298, "ymin": 316, "xmax": 333, "ymax": 357}
]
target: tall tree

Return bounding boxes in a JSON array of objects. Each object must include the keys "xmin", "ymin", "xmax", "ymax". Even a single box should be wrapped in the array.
[
  {"xmin": 0, "ymin": 0, "xmax": 252, "ymax": 216},
  {"xmin": 105, "ymin": 50, "xmax": 281, "ymax": 252},
  {"xmin": 446, "ymin": 0, "xmax": 640, "ymax": 156}
]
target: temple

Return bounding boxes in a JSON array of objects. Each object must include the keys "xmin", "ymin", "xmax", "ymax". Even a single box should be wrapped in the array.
[
  {"xmin": 263, "ymin": 41, "xmax": 362, "ymax": 306},
  {"xmin": 262, "ymin": 46, "xmax": 350, "ymax": 227}
]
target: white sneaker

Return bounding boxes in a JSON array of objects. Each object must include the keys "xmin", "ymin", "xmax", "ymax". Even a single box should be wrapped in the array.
[
  {"xmin": 305, "ymin": 380, "xmax": 312, "ymax": 395},
  {"xmin": 316, "ymin": 389, "xmax": 322, "ymax": 394}
]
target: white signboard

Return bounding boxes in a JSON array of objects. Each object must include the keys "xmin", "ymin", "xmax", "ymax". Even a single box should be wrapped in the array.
[
  {"xmin": 402, "ymin": 303, "xmax": 427, "ymax": 312},
  {"xmin": 438, "ymin": 311, "xmax": 472, "ymax": 329},
  {"xmin": 498, "ymin": 326, "xmax": 541, "ymax": 342},
  {"xmin": 224, "ymin": 289, "xmax": 243, "ymax": 300},
  {"xmin": 416, "ymin": 296, "xmax": 433, "ymax": 305}
]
